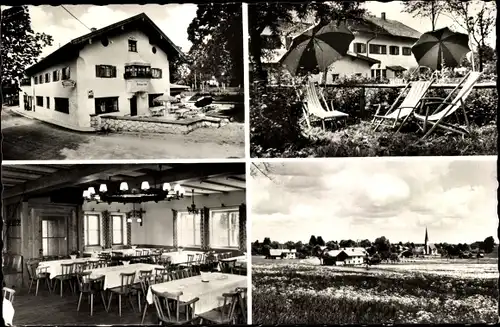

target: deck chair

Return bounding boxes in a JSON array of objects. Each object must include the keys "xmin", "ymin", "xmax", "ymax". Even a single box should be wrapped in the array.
[
  {"xmin": 413, "ymin": 71, "xmax": 482, "ymax": 139},
  {"xmin": 302, "ymin": 81, "xmax": 349, "ymax": 130},
  {"xmin": 372, "ymin": 79, "xmax": 435, "ymax": 132}
]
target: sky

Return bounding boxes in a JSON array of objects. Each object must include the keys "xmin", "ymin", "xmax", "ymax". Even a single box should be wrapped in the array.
[
  {"xmin": 22, "ymin": 4, "xmax": 198, "ymax": 58},
  {"xmin": 251, "ymin": 157, "xmax": 498, "ymax": 245},
  {"xmin": 363, "ymin": 1, "xmax": 496, "ymax": 47}
]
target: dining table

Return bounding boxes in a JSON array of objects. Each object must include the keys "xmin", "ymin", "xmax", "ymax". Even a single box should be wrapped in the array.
[
  {"xmin": 160, "ymin": 250, "xmax": 205, "ymax": 264},
  {"xmin": 37, "ymin": 258, "xmax": 99, "ymax": 278},
  {"xmin": 145, "ymin": 272, "xmax": 246, "ymax": 315},
  {"xmin": 85, "ymin": 263, "xmax": 163, "ymax": 290}
]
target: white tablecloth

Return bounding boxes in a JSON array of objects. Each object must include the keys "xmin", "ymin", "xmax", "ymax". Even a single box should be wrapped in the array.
[
  {"xmin": 161, "ymin": 251, "xmax": 204, "ymax": 264},
  {"xmin": 86, "ymin": 263, "xmax": 163, "ymax": 290},
  {"xmin": 146, "ymin": 273, "xmax": 246, "ymax": 314},
  {"xmin": 111, "ymin": 248, "xmax": 153, "ymax": 256},
  {"xmin": 221, "ymin": 255, "xmax": 247, "ymax": 268},
  {"xmin": 37, "ymin": 258, "xmax": 99, "ymax": 279},
  {"xmin": 2, "ymin": 299, "xmax": 14, "ymax": 326}
]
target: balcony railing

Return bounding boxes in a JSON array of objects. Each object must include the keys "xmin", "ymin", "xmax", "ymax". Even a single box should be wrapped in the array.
[
  {"xmin": 124, "ymin": 64, "xmax": 152, "ymax": 79},
  {"xmin": 124, "ymin": 71, "xmax": 152, "ymax": 79}
]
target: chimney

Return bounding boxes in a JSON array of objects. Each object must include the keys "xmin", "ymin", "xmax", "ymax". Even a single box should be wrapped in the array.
[
  {"xmin": 381, "ymin": 12, "xmax": 386, "ymax": 20},
  {"xmin": 91, "ymin": 27, "xmax": 97, "ymax": 32}
]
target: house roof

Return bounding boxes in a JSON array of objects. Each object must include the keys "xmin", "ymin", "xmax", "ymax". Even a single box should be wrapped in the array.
[
  {"xmin": 347, "ymin": 52, "xmax": 380, "ymax": 64},
  {"xmin": 25, "ymin": 13, "xmax": 186, "ymax": 76},
  {"xmin": 327, "ymin": 248, "xmax": 367, "ymax": 258},
  {"xmin": 361, "ymin": 15, "xmax": 422, "ymax": 40}
]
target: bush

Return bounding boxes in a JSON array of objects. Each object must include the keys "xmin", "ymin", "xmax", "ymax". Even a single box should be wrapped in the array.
[{"xmin": 250, "ymin": 83, "xmax": 307, "ymax": 157}]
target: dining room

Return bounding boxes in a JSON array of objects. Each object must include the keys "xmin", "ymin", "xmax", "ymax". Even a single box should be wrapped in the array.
[{"xmin": 2, "ymin": 162, "xmax": 248, "ymax": 325}]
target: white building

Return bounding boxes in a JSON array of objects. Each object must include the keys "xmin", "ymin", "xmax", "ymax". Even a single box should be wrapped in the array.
[
  {"xmin": 268, "ymin": 249, "xmax": 297, "ymax": 259},
  {"xmin": 19, "ymin": 13, "xmax": 185, "ymax": 130},
  {"xmin": 324, "ymin": 247, "xmax": 367, "ymax": 266},
  {"xmin": 261, "ymin": 12, "xmax": 421, "ymax": 83}
]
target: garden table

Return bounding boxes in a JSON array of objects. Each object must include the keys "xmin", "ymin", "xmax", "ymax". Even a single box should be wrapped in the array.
[
  {"xmin": 85, "ymin": 263, "xmax": 163, "ymax": 290},
  {"xmin": 145, "ymin": 273, "xmax": 246, "ymax": 314}
]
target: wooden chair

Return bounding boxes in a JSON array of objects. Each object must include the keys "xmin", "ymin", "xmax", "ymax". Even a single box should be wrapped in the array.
[
  {"xmin": 151, "ymin": 289, "xmax": 199, "ymax": 325},
  {"xmin": 198, "ymin": 292, "xmax": 239, "ymax": 324},
  {"xmin": 76, "ymin": 272, "xmax": 107, "ymax": 316},
  {"xmin": 53, "ymin": 263, "xmax": 75, "ymax": 297},
  {"xmin": 154, "ymin": 267, "xmax": 168, "ymax": 284},
  {"xmin": 179, "ymin": 254, "xmax": 194, "ymax": 269},
  {"xmin": 107, "ymin": 272, "xmax": 137, "ymax": 316},
  {"xmin": 136, "ymin": 271, "xmax": 153, "ymax": 313},
  {"xmin": 235, "ymin": 287, "xmax": 247, "ymax": 323},
  {"xmin": 372, "ymin": 79, "xmax": 435, "ymax": 131},
  {"xmin": 413, "ymin": 71, "xmax": 482, "ymax": 139},
  {"xmin": 180, "ymin": 268, "xmax": 193, "ymax": 279},
  {"xmin": 3, "ymin": 287, "xmax": 16, "ymax": 303},
  {"xmin": 219, "ymin": 260, "xmax": 236, "ymax": 274},
  {"xmin": 26, "ymin": 261, "xmax": 51, "ymax": 296}
]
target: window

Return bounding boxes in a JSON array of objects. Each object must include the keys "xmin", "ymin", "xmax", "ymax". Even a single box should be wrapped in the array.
[
  {"xmin": 151, "ymin": 68, "xmax": 162, "ymax": 79},
  {"xmin": 95, "ymin": 65, "xmax": 117, "ymax": 78},
  {"xmin": 112, "ymin": 215, "xmax": 124, "ymax": 245},
  {"xmin": 45, "ymin": 73, "xmax": 50, "ymax": 83},
  {"xmin": 46, "ymin": 97, "xmax": 50, "ymax": 109},
  {"xmin": 62, "ymin": 67, "xmax": 71, "ymax": 80},
  {"xmin": 36, "ymin": 96, "xmax": 43, "ymax": 107},
  {"xmin": 261, "ymin": 35, "xmax": 281, "ymax": 50},
  {"xmin": 84, "ymin": 214, "xmax": 101, "ymax": 246},
  {"xmin": 128, "ymin": 39, "xmax": 137, "ymax": 52},
  {"xmin": 331, "ymin": 74, "xmax": 339, "ymax": 81},
  {"xmin": 152, "ymin": 46, "xmax": 157, "ymax": 54},
  {"xmin": 382, "ymin": 69, "xmax": 387, "ymax": 79},
  {"xmin": 53, "ymin": 70, "xmax": 60, "ymax": 81},
  {"xmin": 353, "ymin": 42, "xmax": 366, "ymax": 54},
  {"xmin": 124, "ymin": 65, "xmax": 152, "ymax": 78},
  {"xmin": 177, "ymin": 212, "xmax": 201, "ymax": 247},
  {"xmin": 402, "ymin": 47, "xmax": 412, "ymax": 56},
  {"xmin": 210, "ymin": 209, "xmax": 239, "ymax": 248},
  {"xmin": 389, "ymin": 46, "xmax": 400, "ymax": 55},
  {"xmin": 39, "ymin": 75, "xmax": 43, "ymax": 84},
  {"xmin": 95, "ymin": 97, "xmax": 119, "ymax": 115},
  {"xmin": 54, "ymin": 97, "xmax": 69, "ymax": 114},
  {"xmin": 42, "ymin": 220, "xmax": 50, "ymax": 256},
  {"xmin": 369, "ymin": 44, "xmax": 387, "ymax": 55},
  {"xmin": 34, "ymin": 76, "xmax": 38, "ymax": 85},
  {"xmin": 371, "ymin": 69, "xmax": 387, "ymax": 80}
]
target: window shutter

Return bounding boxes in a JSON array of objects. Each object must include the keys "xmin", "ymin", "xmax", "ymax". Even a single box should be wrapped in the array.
[
  {"xmin": 95, "ymin": 65, "xmax": 100, "ymax": 77},
  {"xmin": 112, "ymin": 66, "xmax": 117, "ymax": 78}
]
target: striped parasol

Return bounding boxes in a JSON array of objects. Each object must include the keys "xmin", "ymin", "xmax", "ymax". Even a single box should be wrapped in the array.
[
  {"xmin": 279, "ymin": 22, "xmax": 354, "ymax": 76},
  {"xmin": 411, "ymin": 27, "xmax": 471, "ymax": 71}
]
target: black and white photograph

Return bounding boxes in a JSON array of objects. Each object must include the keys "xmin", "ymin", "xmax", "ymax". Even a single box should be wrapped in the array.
[
  {"xmin": 249, "ymin": 1, "xmax": 497, "ymax": 157},
  {"xmin": 1, "ymin": 4, "xmax": 244, "ymax": 160},
  {"xmin": 250, "ymin": 157, "xmax": 498, "ymax": 324},
  {"xmin": 2, "ymin": 162, "xmax": 248, "ymax": 324}
]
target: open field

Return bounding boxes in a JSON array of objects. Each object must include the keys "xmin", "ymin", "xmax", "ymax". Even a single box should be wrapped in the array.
[{"xmin": 252, "ymin": 256, "xmax": 498, "ymax": 324}]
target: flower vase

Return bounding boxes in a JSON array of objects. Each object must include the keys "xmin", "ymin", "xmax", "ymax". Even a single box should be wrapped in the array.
[{"xmin": 70, "ymin": 255, "xmax": 77, "ymax": 260}]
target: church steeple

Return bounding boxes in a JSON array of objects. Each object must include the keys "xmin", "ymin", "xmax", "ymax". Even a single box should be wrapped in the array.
[{"xmin": 424, "ymin": 227, "xmax": 429, "ymax": 255}]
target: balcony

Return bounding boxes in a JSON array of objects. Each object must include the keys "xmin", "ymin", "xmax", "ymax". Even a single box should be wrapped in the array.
[{"xmin": 124, "ymin": 64, "xmax": 152, "ymax": 80}]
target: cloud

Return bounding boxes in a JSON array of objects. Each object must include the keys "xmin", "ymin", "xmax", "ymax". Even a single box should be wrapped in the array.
[{"xmin": 251, "ymin": 158, "xmax": 497, "ymax": 244}]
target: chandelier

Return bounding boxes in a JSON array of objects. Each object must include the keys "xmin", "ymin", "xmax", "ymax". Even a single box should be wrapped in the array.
[
  {"xmin": 127, "ymin": 203, "xmax": 146, "ymax": 224},
  {"xmin": 187, "ymin": 189, "xmax": 199, "ymax": 214},
  {"xmin": 83, "ymin": 180, "xmax": 186, "ymax": 204}
]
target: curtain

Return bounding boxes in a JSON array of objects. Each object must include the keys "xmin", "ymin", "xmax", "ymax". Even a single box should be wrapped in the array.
[
  {"xmin": 172, "ymin": 209, "xmax": 178, "ymax": 248},
  {"xmin": 239, "ymin": 203, "xmax": 246, "ymax": 252}
]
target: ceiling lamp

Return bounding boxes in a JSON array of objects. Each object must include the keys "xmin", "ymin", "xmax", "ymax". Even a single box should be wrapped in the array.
[
  {"xmin": 84, "ymin": 181, "xmax": 185, "ymax": 204},
  {"xmin": 127, "ymin": 203, "xmax": 145, "ymax": 225},
  {"xmin": 187, "ymin": 189, "xmax": 199, "ymax": 215}
]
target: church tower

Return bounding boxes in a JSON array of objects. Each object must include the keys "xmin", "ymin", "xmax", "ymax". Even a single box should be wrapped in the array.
[{"xmin": 424, "ymin": 227, "xmax": 429, "ymax": 255}]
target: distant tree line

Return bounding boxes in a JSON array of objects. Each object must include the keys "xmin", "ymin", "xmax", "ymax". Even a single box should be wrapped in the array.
[{"xmin": 252, "ymin": 235, "xmax": 496, "ymax": 262}]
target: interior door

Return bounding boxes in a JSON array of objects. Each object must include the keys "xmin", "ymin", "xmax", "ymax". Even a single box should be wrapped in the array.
[
  {"xmin": 41, "ymin": 217, "xmax": 68, "ymax": 257},
  {"xmin": 130, "ymin": 95, "xmax": 137, "ymax": 116}
]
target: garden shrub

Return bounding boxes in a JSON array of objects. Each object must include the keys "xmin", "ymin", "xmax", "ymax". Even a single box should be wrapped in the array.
[{"xmin": 250, "ymin": 83, "xmax": 306, "ymax": 157}]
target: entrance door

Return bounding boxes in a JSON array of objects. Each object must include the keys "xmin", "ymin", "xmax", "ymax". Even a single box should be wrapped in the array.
[{"xmin": 130, "ymin": 95, "xmax": 137, "ymax": 116}]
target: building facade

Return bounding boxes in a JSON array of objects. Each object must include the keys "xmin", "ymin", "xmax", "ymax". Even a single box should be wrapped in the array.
[
  {"xmin": 261, "ymin": 12, "xmax": 421, "ymax": 82},
  {"xmin": 19, "ymin": 13, "xmax": 184, "ymax": 130}
]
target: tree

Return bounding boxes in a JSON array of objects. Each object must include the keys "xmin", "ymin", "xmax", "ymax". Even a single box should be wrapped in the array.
[
  {"xmin": 374, "ymin": 236, "xmax": 391, "ymax": 253},
  {"xmin": 316, "ymin": 236, "xmax": 325, "ymax": 246},
  {"xmin": 263, "ymin": 237, "xmax": 271, "ymax": 246},
  {"xmin": 483, "ymin": 236, "xmax": 495, "ymax": 253},
  {"xmin": 325, "ymin": 241, "xmax": 339, "ymax": 250},
  {"xmin": 402, "ymin": 1, "xmax": 446, "ymax": 31},
  {"xmin": 444, "ymin": 0, "xmax": 496, "ymax": 72},
  {"xmin": 1, "ymin": 6, "xmax": 53, "ymax": 101},
  {"xmin": 308, "ymin": 235, "xmax": 317, "ymax": 246},
  {"xmin": 284, "ymin": 241, "xmax": 295, "ymax": 250},
  {"xmin": 187, "ymin": 3, "xmax": 243, "ymax": 86},
  {"xmin": 359, "ymin": 239, "xmax": 372, "ymax": 248},
  {"xmin": 339, "ymin": 239, "xmax": 356, "ymax": 248},
  {"xmin": 270, "ymin": 241, "xmax": 280, "ymax": 249},
  {"xmin": 248, "ymin": 2, "xmax": 365, "ymax": 81}
]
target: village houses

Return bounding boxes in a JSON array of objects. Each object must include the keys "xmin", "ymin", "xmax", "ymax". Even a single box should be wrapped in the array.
[{"xmin": 19, "ymin": 13, "xmax": 185, "ymax": 131}]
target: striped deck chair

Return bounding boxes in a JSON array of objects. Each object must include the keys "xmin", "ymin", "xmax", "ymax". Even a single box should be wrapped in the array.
[
  {"xmin": 302, "ymin": 81, "xmax": 348, "ymax": 130},
  {"xmin": 414, "ymin": 71, "xmax": 482, "ymax": 139},
  {"xmin": 372, "ymin": 79, "xmax": 435, "ymax": 132}
]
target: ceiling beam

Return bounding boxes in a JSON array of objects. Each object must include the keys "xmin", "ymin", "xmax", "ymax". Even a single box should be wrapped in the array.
[
  {"xmin": 227, "ymin": 175, "xmax": 245, "ymax": 182},
  {"xmin": 2, "ymin": 177, "xmax": 29, "ymax": 184},
  {"xmin": 200, "ymin": 180, "xmax": 245, "ymax": 190},
  {"xmin": 181, "ymin": 183, "xmax": 228, "ymax": 193},
  {"xmin": 2, "ymin": 170, "xmax": 44, "ymax": 180},
  {"xmin": 2, "ymin": 165, "xmax": 58, "ymax": 174}
]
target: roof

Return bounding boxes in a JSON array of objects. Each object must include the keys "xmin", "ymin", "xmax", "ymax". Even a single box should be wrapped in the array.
[
  {"xmin": 327, "ymin": 248, "xmax": 367, "ymax": 258},
  {"xmin": 387, "ymin": 65, "xmax": 407, "ymax": 72},
  {"xmin": 347, "ymin": 52, "xmax": 380, "ymax": 64},
  {"xmin": 354, "ymin": 15, "xmax": 422, "ymax": 39},
  {"xmin": 25, "ymin": 13, "xmax": 186, "ymax": 76}
]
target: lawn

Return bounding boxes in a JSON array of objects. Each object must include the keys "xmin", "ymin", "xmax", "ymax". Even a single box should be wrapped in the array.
[{"xmin": 252, "ymin": 257, "xmax": 498, "ymax": 324}]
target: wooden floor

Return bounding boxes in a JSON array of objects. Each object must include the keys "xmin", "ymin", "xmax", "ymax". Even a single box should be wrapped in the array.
[{"xmin": 9, "ymin": 284, "xmax": 158, "ymax": 325}]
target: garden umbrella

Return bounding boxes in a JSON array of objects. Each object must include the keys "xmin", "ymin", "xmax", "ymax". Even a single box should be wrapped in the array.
[
  {"xmin": 279, "ymin": 21, "xmax": 354, "ymax": 76},
  {"xmin": 411, "ymin": 27, "xmax": 471, "ymax": 71}
]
